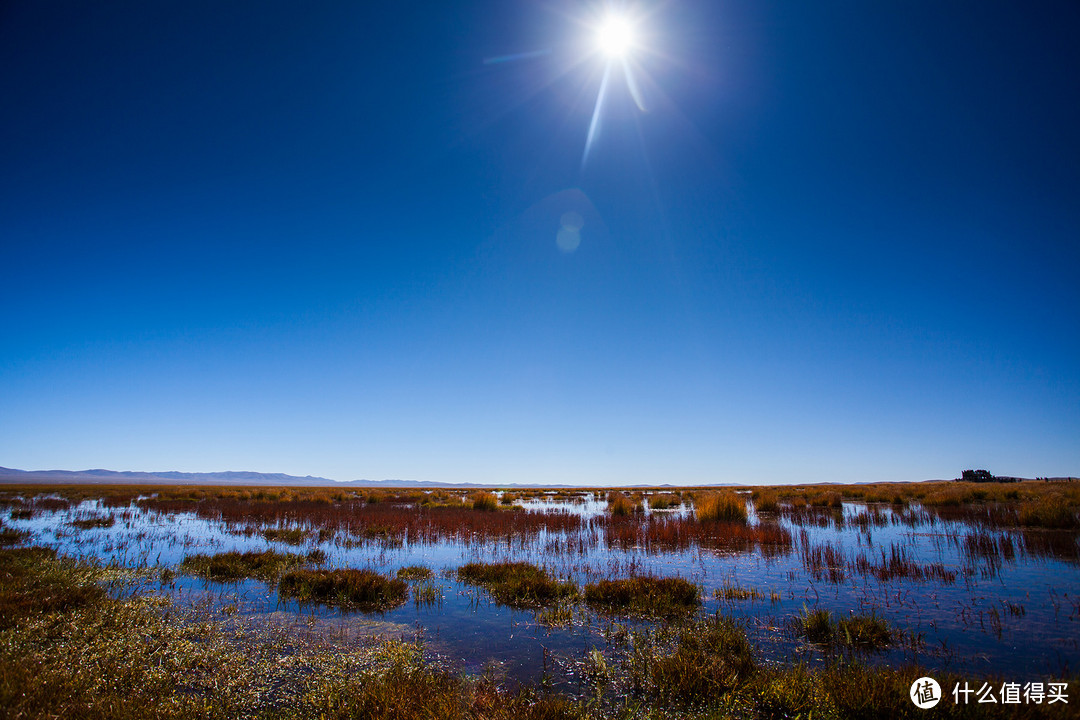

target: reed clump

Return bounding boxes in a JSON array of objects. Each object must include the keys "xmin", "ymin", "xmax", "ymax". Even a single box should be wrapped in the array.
[
  {"xmin": 751, "ymin": 488, "xmax": 779, "ymax": 513},
  {"xmin": 457, "ymin": 561, "xmax": 577, "ymax": 608},
  {"xmin": 278, "ymin": 568, "xmax": 407, "ymax": 610},
  {"xmin": 584, "ymin": 575, "xmax": 699, "ymax": 617},
  {"xmin": 31, "ymin": 496, "xmax": 72, "ymax": 511},
  {"xmin": 850, "ymin": 544, "xmax": 957, "ymax": 583},
  {"xmin": 648, "ymin": 493, "xmax": 680, "ymax": 510},
  {"xmin": 694, "ymin": 490, "xmax": 748, "ymax": 524},
  {"xmin": 471, "ymin": 492, "xmax": 499, "ymax": 512},
  {"xmin": 607, "ymin": 492, "xmax": 636, "ymax": 516},
  {"xmin": 412, "ymin": 582, "xmax": 442, "ymax": 608}
]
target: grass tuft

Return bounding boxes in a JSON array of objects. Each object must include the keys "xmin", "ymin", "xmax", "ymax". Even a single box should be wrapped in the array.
[
  {"xmin": 607, "ymin": 492, "xmax": 635, "ymax": 516},
  {"xmin": 471, "ymin": 492, "xmax": 499, "ymax": 512},
  {"xmin": 278, "ymin": 568, "xmax": 408, "ymax": 611},
  {"xmin": 457, "ymin": 562, "xmax": 577, "ymax": 608},
  {"xmin": 181, "ymin": 549, "xmax": 311, "ymax": 581},
  {"xmin": 695, "ymin": 490, "xmax": 748, "ymax": 524},
  {"xmin": 795, "ymin": 606, "xmax": 893, "ymax": 650},
  {"xmin": 584, "ymin": 575, "xmax": 699, "ymax": 617},
  {"xmin": 798, "ymin": 606, "xmax": 834, "ymax": 643},
  {"xmin": 837, "ymin": 612, "xmax": 893, "ymax": 649}
]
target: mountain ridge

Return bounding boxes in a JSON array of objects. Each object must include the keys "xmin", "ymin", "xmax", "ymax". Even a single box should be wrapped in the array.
[
  {"xmin": 3, "ymin": 466, "xmax": 1070, "ymax": 488},
  {"xmin": 0, "ymin": 466, "xmax": 683, "ymax": 488}
]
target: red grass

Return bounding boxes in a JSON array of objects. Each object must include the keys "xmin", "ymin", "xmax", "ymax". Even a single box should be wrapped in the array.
[
  {"xmin": 137, "ymin": 496, "xmax": 585, "ymax": 545},
  {"xmin": 602, "ymin": 515, "xmax": 792, "ymax": 555}
]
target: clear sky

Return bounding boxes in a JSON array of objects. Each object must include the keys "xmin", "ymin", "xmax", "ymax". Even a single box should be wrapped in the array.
[{"xmin": 2, "ymin": 1, "xmax": 1078, "ymax": 485}]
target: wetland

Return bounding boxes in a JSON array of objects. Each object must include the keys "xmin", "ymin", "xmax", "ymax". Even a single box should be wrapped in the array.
[{"xmin": 1, "ymin": 480, "xmax": 1078, "ymax": 718}]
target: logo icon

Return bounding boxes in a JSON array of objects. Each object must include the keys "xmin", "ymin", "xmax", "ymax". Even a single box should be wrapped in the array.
[{"xmin": 911, "ymin": 677, "xmax": 941, "ymax": 709}]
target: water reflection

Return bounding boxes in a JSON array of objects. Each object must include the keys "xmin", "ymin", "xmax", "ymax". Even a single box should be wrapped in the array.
[{"xmin": 3, "ymin": 490, "xmax": 1078, "ymax": 685}]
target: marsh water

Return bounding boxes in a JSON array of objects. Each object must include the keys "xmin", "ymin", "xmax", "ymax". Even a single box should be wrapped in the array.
[{"xmin": 6, "ymin": 491, "xmax": 1079, "ymax": 689}]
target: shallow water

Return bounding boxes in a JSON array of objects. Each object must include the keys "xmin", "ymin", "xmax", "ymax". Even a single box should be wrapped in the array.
[{"xmin": 6, "ymin": 493, "xmax": 1079, "ymax": 687}]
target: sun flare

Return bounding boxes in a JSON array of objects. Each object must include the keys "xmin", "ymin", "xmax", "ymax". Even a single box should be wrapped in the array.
[{"xmin": 597, "ymin": 15, "xmax": 635, "ymax": 59}]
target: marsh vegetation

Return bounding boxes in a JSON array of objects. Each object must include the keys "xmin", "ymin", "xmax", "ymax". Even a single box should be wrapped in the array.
[{"xmin": 1, "ymin": 479, "xmax": 1078, "ymax": 718}]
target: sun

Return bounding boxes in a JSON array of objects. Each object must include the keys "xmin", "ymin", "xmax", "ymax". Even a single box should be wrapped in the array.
[{"xmin": 596, "ymin": 14, "xmax": 636, "ymax": 59}]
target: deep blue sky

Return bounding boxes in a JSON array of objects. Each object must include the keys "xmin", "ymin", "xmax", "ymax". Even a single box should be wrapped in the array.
[{"xmin": 2, "ymin": 1, "xmax": 1078, "ymax": 484}]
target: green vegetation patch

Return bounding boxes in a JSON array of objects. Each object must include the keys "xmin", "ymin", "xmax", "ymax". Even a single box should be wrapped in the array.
[
  {"xmin": 457, "ymin": 561, "xmax": 577, "ymax": 608},
  {"xmin": 795, "ymin": 606, "xmax": 893, "ymax": 650},
  {"xmin": 278, "ymin": 568, "xmax": 407, "ymax": 611},
  {"xmin": 837, "ymin": 613, "xmax": 893, "ymax": 649},
  {"xmin": 181, "ymin": 549, "xmax": 310, "ymax": 582},
  {"xmin": 584, "ymin": 575, "xmax": 700, "ymax": 618}
]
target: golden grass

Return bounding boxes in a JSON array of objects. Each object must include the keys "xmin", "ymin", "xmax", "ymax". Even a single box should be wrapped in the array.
[{"xmin": 694, "ymin": 490, "xmax": 748, "ymax": 524}]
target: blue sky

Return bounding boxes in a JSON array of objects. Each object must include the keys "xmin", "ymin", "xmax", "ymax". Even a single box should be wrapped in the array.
[{"xmin": 2, "ymin": 1, "xmax": 1078, "ymax": 485}]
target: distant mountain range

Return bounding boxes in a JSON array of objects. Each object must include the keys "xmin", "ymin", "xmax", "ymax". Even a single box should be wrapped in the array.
[
  {"xmin": 2, "ymin": 466, "xmax": 1070, "ymax": 488},
  {"xmin": 0, "ymin": 466, "xmax": 680, "ymax": 489}
]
